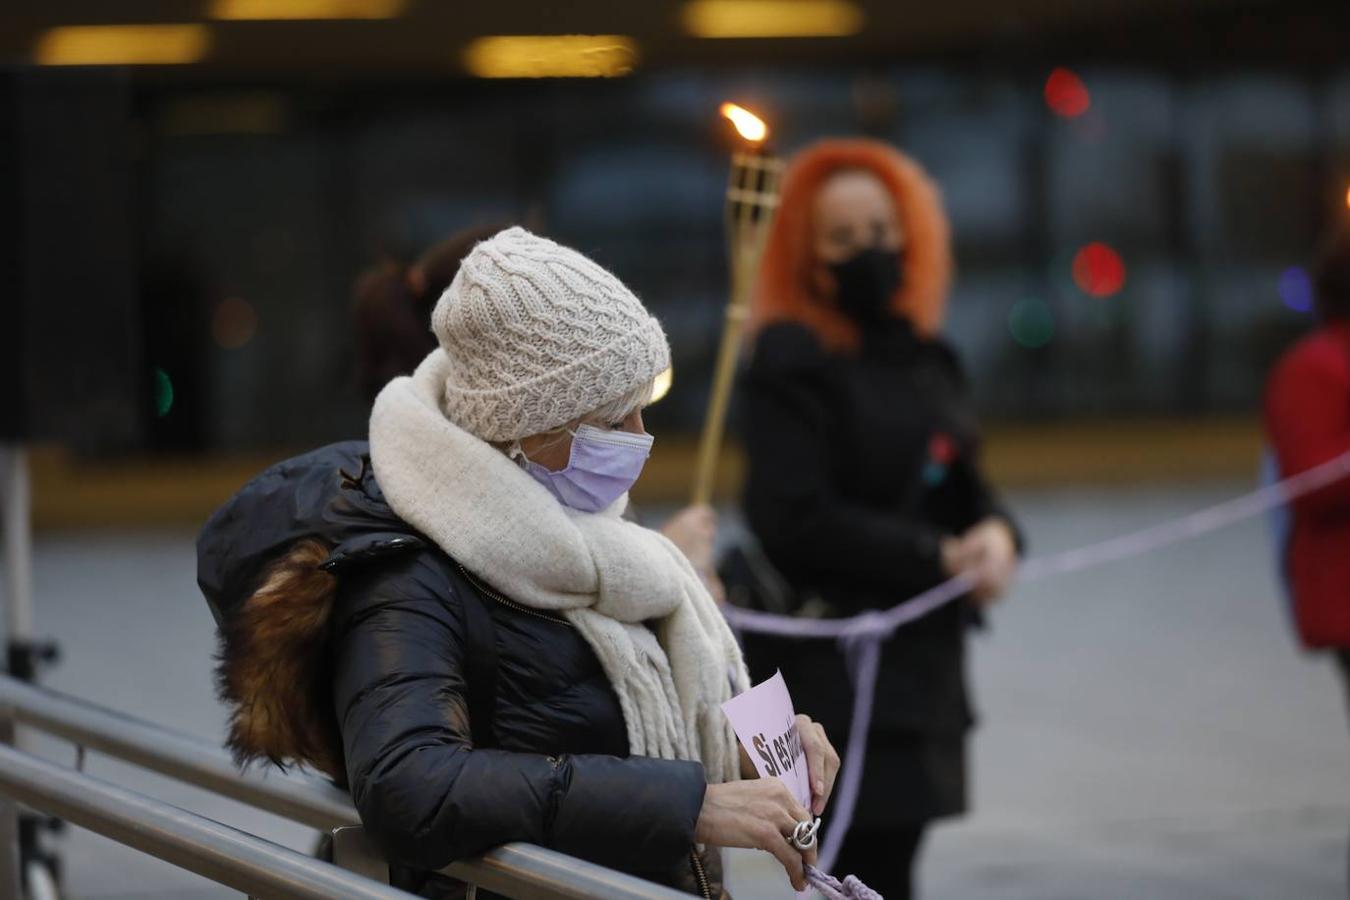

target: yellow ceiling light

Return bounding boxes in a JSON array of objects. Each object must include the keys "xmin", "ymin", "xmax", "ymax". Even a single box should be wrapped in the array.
[
  {"xmin": 464, "ymin": 35, "xmax": 639, "ymax": 79},
  {"xmin": 34, "ymin": 25, "xmax": 211, "ymax": 66},
  {"xmin": 682, "ymin": 0, "xmax": 863, "ymax": 38},
  {"xmin": 209, "ymin": 0, "xmax": 406, "ymax": 20}
]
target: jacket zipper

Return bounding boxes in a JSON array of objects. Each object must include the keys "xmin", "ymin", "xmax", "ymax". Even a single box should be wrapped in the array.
[
  {"xmin": 689, "ymin": 848, "xmax": 713, "ymax": 900},
  {"xmin": 455, "ymin": 563, "xmax": 573, "ymax": 628}
]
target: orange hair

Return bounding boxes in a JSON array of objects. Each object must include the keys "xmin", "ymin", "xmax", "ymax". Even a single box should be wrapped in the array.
[{"xmin": 748, "ymin": 139, "xmax": 953, "ymax": 351}]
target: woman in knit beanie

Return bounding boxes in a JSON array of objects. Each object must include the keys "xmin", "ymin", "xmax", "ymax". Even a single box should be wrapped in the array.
[
  {"xmin": 350, "ymin": 223, "xmax": 727, "ymax": 597},
  {"xmin": 200, "ymin": 226, "xmax": 840, "ymax": 897}
]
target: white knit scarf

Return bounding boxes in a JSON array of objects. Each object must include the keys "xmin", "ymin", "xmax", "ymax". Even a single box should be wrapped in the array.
[{"xmin": 369, "ymin": 350, "xmax": 750, "ymax": 784}]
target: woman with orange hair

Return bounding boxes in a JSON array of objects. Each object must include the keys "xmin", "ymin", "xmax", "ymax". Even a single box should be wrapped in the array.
[{"xmin": 737, "ymin": 139, "xmax": 1022, "ymax": 897}]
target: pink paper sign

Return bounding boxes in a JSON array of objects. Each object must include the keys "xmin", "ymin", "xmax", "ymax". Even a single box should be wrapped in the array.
[{"xmin": 720, "ymin": 670, "xmax": 810, "ymax": 809}]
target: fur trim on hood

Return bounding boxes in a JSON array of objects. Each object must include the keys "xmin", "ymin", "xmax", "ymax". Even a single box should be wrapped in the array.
[
  {"xmin": 214, "ymin": 539, "xmax": 347, "ymax": 784},
  {"xmin": 198, "ymin": 441, "xmax": 427, "ymax": 785}
]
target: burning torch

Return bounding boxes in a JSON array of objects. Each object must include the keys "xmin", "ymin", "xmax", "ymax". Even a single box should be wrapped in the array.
[{"xmin": 691, "ymin": 103, "xmax": 784, "ymax": 506}]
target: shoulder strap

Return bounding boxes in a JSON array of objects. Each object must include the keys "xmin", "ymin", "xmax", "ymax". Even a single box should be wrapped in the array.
[{"xmin": 453, "ymin": 572, "xmax": 499, "ymax": 748}]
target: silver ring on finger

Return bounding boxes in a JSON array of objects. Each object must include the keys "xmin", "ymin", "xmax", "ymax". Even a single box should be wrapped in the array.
[{"xmin": 789, "ymin": 817, "xmax": 820, "ymax": 851}]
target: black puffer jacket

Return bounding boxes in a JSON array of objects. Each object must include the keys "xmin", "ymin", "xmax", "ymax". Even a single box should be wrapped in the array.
[{"xmin": 197, "ymin": 442, "xmax": 715, "ymax": 896}]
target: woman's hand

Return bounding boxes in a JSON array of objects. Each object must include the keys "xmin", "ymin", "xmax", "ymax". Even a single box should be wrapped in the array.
[
  {"xmin": 796, "ymin": 714, "xmax": 840, "ymax": 816},
  {"xmin": 694, "ymin": 778, "xmax": 817, "ymax": 891},
  {"xmin": 956, "ymin": 517, "xmax": 1018, "ymax": 607},
  {"xmin": 659, "ymin": 504, "xmax": 727, "ymax": 603},
  {"xmin": 660, "ymin": 504, "xmax": 716, "ymax": 570},
  {"xmin": 940, "ymin": 535, "xmax": 968, "ymax": 578},
  {"xmin": 736, "ymin": 716, "xmax": 840, "ymax": 816}
]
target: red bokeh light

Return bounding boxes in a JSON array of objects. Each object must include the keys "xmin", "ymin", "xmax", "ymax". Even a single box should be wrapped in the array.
[
  {"xmin": 1072, "ymin": 243, "xmax": 1126, "ymax": 298},
  {"xmin": 1045, "ymin": 67, "xmax": 1090, "ymax": 118}
]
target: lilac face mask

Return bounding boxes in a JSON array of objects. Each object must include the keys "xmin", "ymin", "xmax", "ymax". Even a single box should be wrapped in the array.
[{"xmin": 516, "ymin": 424, "xmax": 654, "ymax": 513}]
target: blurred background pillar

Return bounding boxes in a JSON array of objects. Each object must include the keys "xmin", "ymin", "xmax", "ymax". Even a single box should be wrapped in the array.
[
  {"xmin": 0, "ymin": 62, "xmax": 142, "ymax": 665},
  {"xmin": 0, "ymin": 66, "xmax": 142, "ymax": 452}
]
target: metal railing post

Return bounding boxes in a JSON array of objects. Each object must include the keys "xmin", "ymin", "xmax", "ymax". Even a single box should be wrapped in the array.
[
  {"xmin": 0, "ymin": 447, "xmax": 30, "ymax": 900},
  {"xmin": 0, "ymin": 711, "xmax": 18, "ymax": 900}
]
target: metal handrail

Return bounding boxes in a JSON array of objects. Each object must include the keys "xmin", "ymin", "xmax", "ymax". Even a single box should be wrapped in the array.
[
  {"xmin": 0, "ymin": 675, "xmax": 357, "ymax": 830},
  {"xmin": 445, "ymin": 842, "xmax": 690, "ymax": 900},
  {"xmin": 0, "ymin": 744, "xmax": 414, "ymax": 900},
  {"xmin": 0, "ymin": 675, "xmax": 693, "ymax": 899}
]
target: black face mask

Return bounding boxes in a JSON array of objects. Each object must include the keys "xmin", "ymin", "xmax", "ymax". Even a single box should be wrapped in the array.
[{"xmin": 828, "ymin": 246, "xmax": 903, "ymax": 323}]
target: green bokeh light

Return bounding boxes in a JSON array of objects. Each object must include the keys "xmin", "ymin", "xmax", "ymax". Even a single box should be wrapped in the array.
[
  {"xmin": 153, "ymin": 367, "xmax": 174, "ymax": 417},
  {"xmin": 1009, "ymin": 298, "xmax": 1054, "ymax": 349}
]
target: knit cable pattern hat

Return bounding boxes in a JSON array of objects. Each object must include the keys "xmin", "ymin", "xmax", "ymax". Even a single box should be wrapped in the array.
[{"xmin": 431, "ymin": 226, "xmax": 671, "ymax": 442}]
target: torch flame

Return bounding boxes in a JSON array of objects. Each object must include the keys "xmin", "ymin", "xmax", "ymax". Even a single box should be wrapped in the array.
[{"xmin": 720, "ymin": 102, "xmax": 768, "ymax": 143}]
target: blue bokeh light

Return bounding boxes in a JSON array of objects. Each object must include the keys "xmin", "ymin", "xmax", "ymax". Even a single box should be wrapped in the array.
[{"xmin": 1278, "ymin": 267, "xmax": 1313, "ymax": 314}]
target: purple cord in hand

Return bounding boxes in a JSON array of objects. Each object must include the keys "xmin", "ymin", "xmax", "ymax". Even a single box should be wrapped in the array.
[{"xmin": 806, "ymin": 864, "xmax": 883, "ymax": 900}]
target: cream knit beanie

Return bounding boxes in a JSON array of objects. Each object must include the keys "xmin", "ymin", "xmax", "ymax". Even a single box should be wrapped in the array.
[{"xmin": 431, "ymin": 227, "xmax": 671, "ymax": 442}]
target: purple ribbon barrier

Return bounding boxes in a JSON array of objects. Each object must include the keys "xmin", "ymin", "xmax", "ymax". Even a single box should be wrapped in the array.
[
  {"xmin": 806, "ymin": 863, "xmax": 884, "ymax": 900},
  {"xmin": 722, "ymin": 449, "xmax": 1350, "ymax": 876}
]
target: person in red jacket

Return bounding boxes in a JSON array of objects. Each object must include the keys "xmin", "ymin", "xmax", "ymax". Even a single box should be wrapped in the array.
[
  {"xmin": 1265, "ymin": 224, "xmax": 1350, "ymax": 892},
  {"xmin": 1264, "ymin": 226, "xmax": 1350, "ymax": 684},
  {"xmin": 1266, "ymin": 227, "xmax": 1350, "ymax": 900}
]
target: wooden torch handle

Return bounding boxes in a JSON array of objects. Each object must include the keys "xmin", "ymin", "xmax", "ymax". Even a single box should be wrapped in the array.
[
  {"xmin": 690, "ymin": 307, "xmax": 748, "ymax": 506},
  {"xmin": 691, "ymin": 148, "xmax": 782, "ymax": 506},
  {"xmin": 691, "ymin": 231, "xmax": 760, "ymax": 506}
]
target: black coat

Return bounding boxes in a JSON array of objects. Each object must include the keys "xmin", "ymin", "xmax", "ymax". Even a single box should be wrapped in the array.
[
  {"xmin": 197, "ymin": 442, "xmax": 713, "ymax": 895},
  {"xmin": 738, "ymin": 320, "xmax": 1019, "ymax": 827}
]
